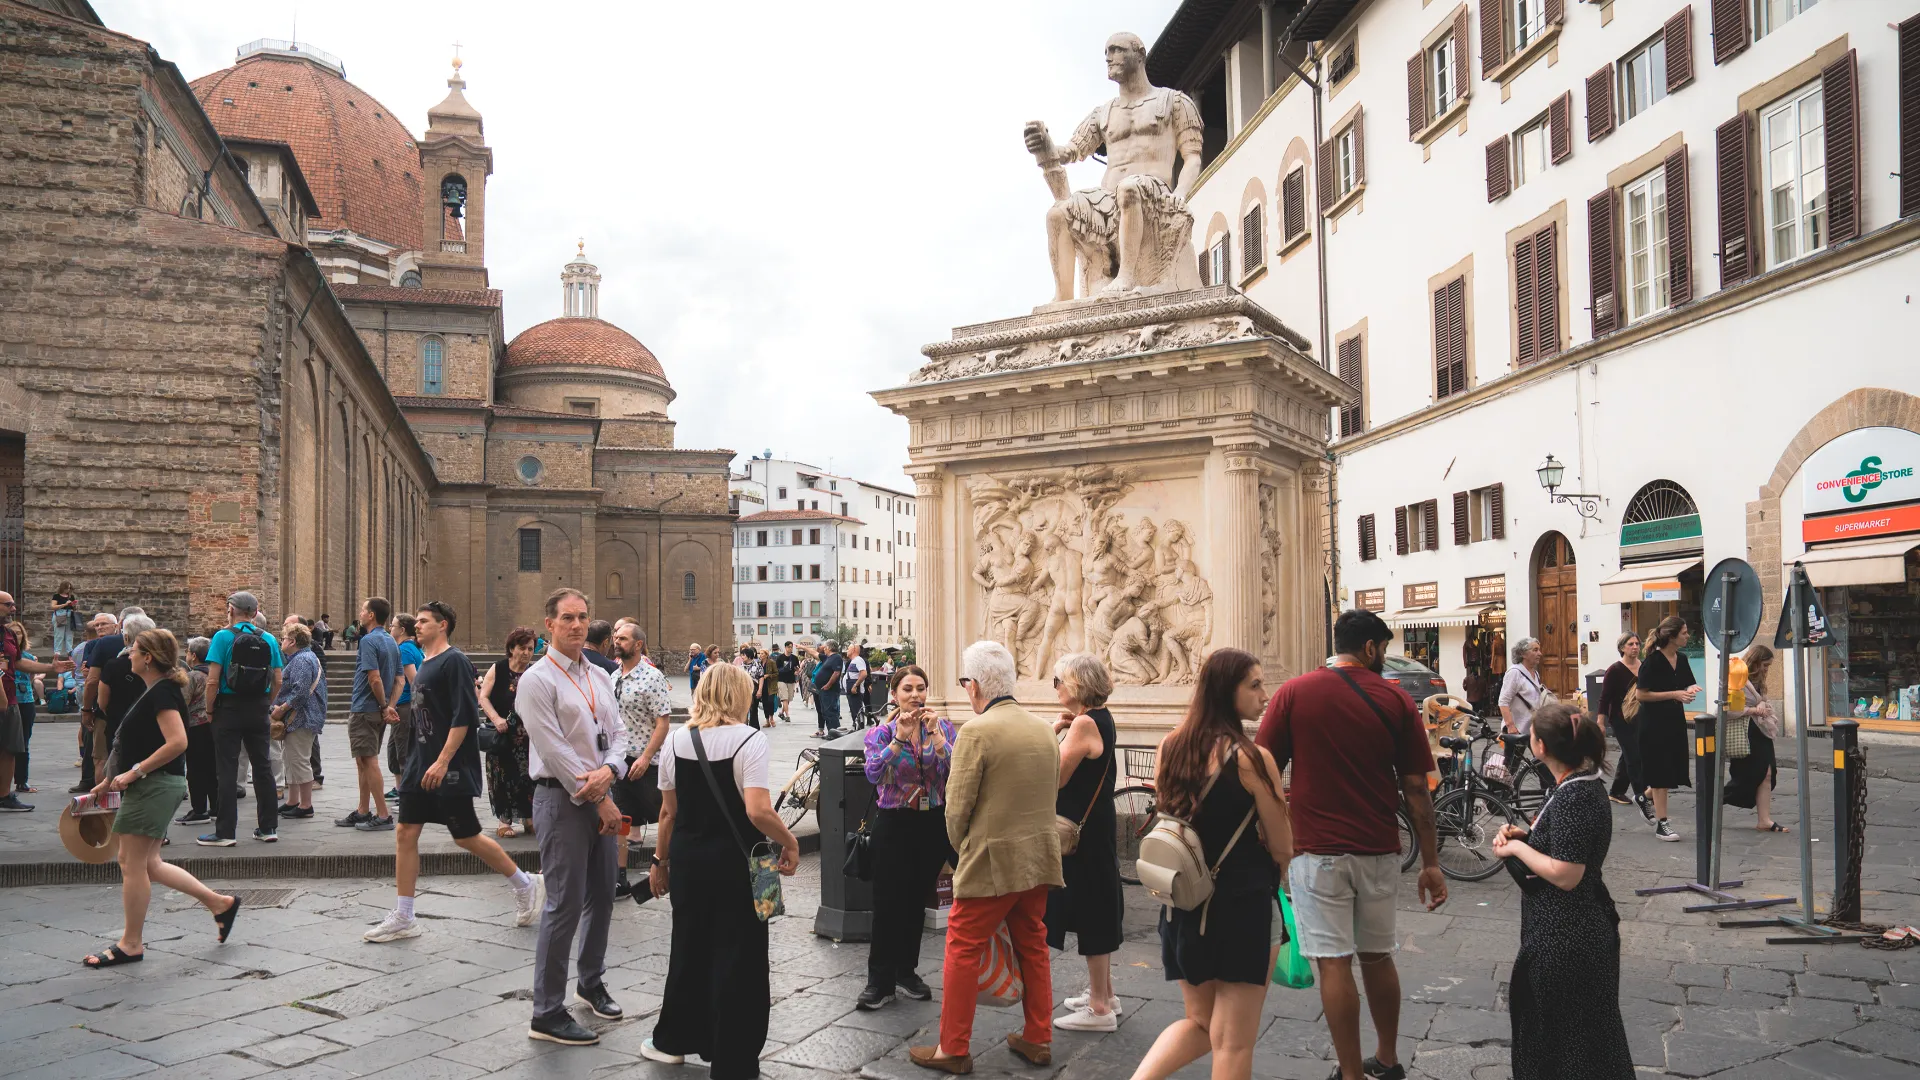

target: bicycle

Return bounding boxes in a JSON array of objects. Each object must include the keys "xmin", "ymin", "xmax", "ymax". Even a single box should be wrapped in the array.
[
  {"xmin": 773, "ymin": 747, "xmax": 821, "ymax": 829},
  {"xmin": 1113, "ymin": 747, "xmax": 1160, "ymax": 886},
  {"xmin": 1471, "ymin": 718, "xmax": 1552, "ymax": 819},
  {"xmin": 1430, "ymin": 733, "xmax": 1522, "ymax": 881}
]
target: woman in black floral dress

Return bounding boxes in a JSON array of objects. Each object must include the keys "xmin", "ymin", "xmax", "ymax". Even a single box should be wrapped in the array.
[
  {"xmin": 1492, "ymin": 703, "xmax": 1633, "ymax": 1080},
  {"xmin": 478, "ymin": 627, "xmax": 536, "ymax": 836}
]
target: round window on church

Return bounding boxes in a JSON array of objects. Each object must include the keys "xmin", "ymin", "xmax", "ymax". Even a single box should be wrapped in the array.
[{"xmin": 516, "ymin": 455, "xmax": 544, "ymax": 485}]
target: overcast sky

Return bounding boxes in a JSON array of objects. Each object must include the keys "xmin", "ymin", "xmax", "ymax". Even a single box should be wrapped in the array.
[{"xmin": 96, "ymin": 0, "xmax": 1183, "ymax": 489}]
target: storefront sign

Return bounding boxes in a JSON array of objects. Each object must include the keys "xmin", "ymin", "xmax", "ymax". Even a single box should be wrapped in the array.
[
  {"xmin": 1619, "ymin": 513, "xmax": 1703, "ymax": 548},
  {"xmin": 1801, "ymin": 502, "xmax": 1920, "ymax": 543},
  {"xmin": 1465, "ymin": 574, "xmax": 1505, "ymax": 603},
  {"xmin": 1803, "ymin": 427, "xmax": 1920, "ymax": 515},
  {"xmin": 1355, "ymin": 588, "xmax": 1385, "ymax": 612},
  {"xmin": 1639, "ymin": 580, "xmax": 1683, "ymax": 602},
  {"xmin": 1403, "ymin": 582, "xmax": 1438, "ymax": 609}
]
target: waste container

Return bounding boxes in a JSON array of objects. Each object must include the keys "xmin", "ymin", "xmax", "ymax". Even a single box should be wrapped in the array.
[
  {"xmin": 1584, "ymin": 670, "xmax": 1607, "ymax": 716},
  {"xmin": 814, "ymin": 728, "xmax": 878, "ymax": 942}
]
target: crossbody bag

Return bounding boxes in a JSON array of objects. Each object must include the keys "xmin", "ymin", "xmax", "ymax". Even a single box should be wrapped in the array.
[
  {"xmin": 1056, "ymin": 749, "xmax": 1110, "ymax": 857},
  {"xmin": 688, "ymin": 727, "xmax": 786, "ymax": 923}
]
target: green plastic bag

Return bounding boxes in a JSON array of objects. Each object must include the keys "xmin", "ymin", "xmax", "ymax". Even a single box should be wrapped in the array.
[{"xmin": 1272, "ymin": 889, "xmax": 1314, "ymax": 989}]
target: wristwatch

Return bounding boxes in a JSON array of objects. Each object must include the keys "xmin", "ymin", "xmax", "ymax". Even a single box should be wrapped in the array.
[{"xmin": 131, "ymin": 765, "xmax": 146, "ymax": 781}]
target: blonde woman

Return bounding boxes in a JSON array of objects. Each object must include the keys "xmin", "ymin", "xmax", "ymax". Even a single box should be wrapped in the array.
[
  {"xmin": 644, "ymin": 662, "xmax": 799, "ymax": 1078},
  {"xmin": 1047, "ymin": 653, "xmax": 1126, "ymax": 1032},
  {"xmin": 1725, "ymin": 644, "xmax": 1786, "ymax": 832},
  {"xmin": 82, "ymin": 629, "xmax": 240, "ymax": 967}
]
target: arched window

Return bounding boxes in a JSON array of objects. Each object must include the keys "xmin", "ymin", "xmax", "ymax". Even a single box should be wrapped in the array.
[
  {"xmin": 399, "ymin": 269, "xmax": 422, "ymax": 288},
  {"xmin": 607, "ymin": 571, "xmax": 623, "ymax": 598},
  {"xmin": 682, "ymin": 572, "xmax": 697, "ymax": 600},
  {"xmin": 421, "ymin": 336, "xmax": 445, "ymax": 395},
  {"xmin": 1620, "ymin": 479, "xmax": 1703, "ymax": 557},
  {"xmin": 1622, "ymin": 480, "xmax": 1700, "ymax": 527}
]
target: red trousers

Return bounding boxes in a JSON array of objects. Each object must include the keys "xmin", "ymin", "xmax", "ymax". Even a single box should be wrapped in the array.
[{"xmin": 939, "ymin": 885, "xmax": 1052, "ymax": 1057}]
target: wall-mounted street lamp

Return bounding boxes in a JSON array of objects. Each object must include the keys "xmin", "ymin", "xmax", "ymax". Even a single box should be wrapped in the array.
[{"xmin": 1536, "ymin": 454, "xmax": 1603, "ymax": 523}]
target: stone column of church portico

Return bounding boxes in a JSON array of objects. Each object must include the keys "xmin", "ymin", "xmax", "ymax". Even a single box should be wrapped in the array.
[{"xmin": 1213, "ymin": 441, "xmax": 1266, "ymax": 656}]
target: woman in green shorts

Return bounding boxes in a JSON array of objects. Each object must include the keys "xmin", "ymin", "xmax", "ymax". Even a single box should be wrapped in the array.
[{"xmin": 81, "ymin": 628, "xmax": 241, "ymax": 968}]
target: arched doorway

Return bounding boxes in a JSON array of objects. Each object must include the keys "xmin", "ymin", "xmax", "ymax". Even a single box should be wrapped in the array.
[{"xmin": 1532, "ymin": 532, "xmax": 1578, "ymax": 695}]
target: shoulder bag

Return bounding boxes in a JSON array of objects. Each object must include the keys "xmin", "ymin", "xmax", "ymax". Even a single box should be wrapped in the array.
[
  {"xmin": 1329, "ymin": 666, "xmax": 1405, "ymax": 774},
  {"xmin": 688, "ymin": 727, "xmax": 786, "ymax": 923},
  {"xmin": 1135, "ymin": 745, "xmax": 1254, "ymax": 934},
  {"xmin": 1055, "ymin": 746, "xmax": 1110, "ymax": 857}
]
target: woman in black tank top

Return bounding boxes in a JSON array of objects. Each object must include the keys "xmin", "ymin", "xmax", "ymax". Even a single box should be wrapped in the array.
[{"xmin": 1044, "ymin": 654, "xmax": 1126, "ymax": 1031}]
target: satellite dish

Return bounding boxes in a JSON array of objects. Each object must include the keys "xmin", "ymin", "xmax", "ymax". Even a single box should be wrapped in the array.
[{"xmin": 1702, "ymin": 557, "xmax": 1763, "ymax": 654}]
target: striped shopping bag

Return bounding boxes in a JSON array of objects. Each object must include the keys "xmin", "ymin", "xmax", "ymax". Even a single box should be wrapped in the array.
[{"xmin": 974, "ymin": 923, "xmax": 1025, "ymax": 1008}]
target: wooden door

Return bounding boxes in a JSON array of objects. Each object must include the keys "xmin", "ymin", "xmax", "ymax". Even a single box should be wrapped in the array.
[{"xmin": 1533, "ymin": 532, "xmax": 1579, "ymax": 696}]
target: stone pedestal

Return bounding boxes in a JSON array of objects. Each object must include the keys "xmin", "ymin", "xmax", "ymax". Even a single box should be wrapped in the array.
[{"xmin": 873, "ymin": 286, "xmax": 1351, "ymax": 742}]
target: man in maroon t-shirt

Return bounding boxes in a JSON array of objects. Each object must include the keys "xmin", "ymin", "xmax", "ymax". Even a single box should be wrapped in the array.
[{"xmin": 1257, "ymin": 609, "xmax": 1444, "ymax": 1080}]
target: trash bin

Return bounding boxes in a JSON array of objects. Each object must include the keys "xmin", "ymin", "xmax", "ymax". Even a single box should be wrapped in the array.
[
  {"xmin": 1584, "ymin": 670, "xmax": 1607, "ymax": 716},
  {"xmin": 814, "ymin": 728, "xmax": 878, "ymax": 942}
]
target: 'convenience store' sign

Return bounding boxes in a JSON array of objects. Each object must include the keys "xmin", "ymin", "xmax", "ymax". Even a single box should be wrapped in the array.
[{"xmin": 1803, "ymin": 427, "xmax": 1920, "ymax": 515}]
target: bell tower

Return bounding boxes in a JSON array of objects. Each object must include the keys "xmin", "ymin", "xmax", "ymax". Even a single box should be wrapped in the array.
[{"xmin": 417, "ymin": 53, "xmax": 492, "ymax": 289}]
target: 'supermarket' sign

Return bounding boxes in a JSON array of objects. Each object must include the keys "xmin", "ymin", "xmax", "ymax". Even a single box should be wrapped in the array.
[{"xmin": 1802, "ymin": 427, "xmax": 1920, "ymax": 516}]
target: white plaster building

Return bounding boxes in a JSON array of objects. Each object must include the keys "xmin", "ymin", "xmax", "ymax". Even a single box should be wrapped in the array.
[
  {"xmin": 730, "ymin": 456, "xmax": 918, "ymax": 650},
  {"xmin": 1152, "ymin": 0, "xmax": 1920, "ymax": 729}
]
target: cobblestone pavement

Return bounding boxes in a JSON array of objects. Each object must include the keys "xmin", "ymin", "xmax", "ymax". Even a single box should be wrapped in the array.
[{"xmin": 1, "ymin": 743, "xmax": 1917, "ymax": 1079}]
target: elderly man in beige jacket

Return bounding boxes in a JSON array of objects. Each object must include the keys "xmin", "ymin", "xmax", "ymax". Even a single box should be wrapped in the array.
[{"xmin": 911, "ymin": 641, "xmax": 1064, "ymax": 1075}]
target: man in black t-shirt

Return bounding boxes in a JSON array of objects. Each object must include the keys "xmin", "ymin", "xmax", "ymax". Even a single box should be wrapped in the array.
[
  {"xmin": 775, "ymin": 643, "xmax": 799, "ymax": 723},
  {"xmin": 362, "ymin": 601, "xmax": 545, "ymax": 944}
]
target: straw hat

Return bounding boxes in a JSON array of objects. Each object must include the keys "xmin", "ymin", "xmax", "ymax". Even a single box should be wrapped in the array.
[{"xmin": 59, "ymin": 804, "xmax": 119, "ymax": 864}]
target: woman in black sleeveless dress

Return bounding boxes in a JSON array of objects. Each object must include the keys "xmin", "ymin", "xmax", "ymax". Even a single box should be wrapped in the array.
[
  {"xmin": 1493, "ymin": 704, "xmax": 1632, "ymax": 1080},
  {"xmin": 1045, "ymin": 655, "xmax": 1125, "ymax": 1031},
  {"xmin": 478, "ymin": 629, "xmax": 535, "ymax": 835},
  {"xmin": 1635, "ymin": 616, "xmax": 1701, "ymax": 843},
  {"xmin": 1135, "ymin": 649, "xmax": 1294, "ymax": 1080},
  {"xmin": 645, "ymin": 664, "xmax": 799, "ymax": 1080}
]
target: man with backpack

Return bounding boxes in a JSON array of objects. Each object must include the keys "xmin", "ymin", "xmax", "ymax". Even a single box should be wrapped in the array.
[{"xmin": 200, "ymin": 591, "xmax": 284, "ymax": 846}]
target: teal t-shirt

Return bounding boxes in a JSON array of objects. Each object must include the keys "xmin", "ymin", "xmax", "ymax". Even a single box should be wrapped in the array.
[
  {"xmin": 398, "ymin": 639, "xmax": 424, "ymax": 704},
  {"xmin": 205, "ymin": 622, "xmax": 286, "ymax": 694}
]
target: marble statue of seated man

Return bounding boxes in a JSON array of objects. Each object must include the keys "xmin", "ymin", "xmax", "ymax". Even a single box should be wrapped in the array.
[{"xmin": 1023, "ymin": 32, "xmax": 1205, "ymax": 302}]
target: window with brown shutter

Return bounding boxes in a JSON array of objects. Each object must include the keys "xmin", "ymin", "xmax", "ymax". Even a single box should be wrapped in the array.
[
  {"xmin": 1481, "ymin": 0, "xmax": 1508, "ymax": 79},
  {"xmin": 1514, "ymin": 224, "xmax": 1558, "ymax": 365},
  {"xmin": 1337, "ymin": 336, "xmax": 1364, "ymax": 437},
  {"xmin": 1823, "ymin": 50, "xmax": 1862, "ymax": 246},
  {"xmin": 1486, "ymin": 135, "xmax": 1512, "ymax": 201},
  {"xmin": 1710, "ymin": 0, "xmax": 1750, "ymax": 67},
  {"xmin": 1515, "ymin": 231, "xmax": 1537, "ymax": 364},
  {"xmin": 1586, "ymin": 66, "xmax": 1614, "ymax": 142},
  {"xmin": 1715, "ymin": 112, "xmax": 1756, "ymax": 287},
  {"xmin": 1422, "ymin": 499, "xmax": 1441, "ymax": 551},
  {"xmin": 1242, "ymin": 204, "xmax": 1265, "ymax": 275},
  {"xmin": 1903, "ymin": 15, "xmax": 1920, "ymax": 219},
  {"xmin": 1358, "ymin": 513, "xmax": 1378, "ymax": 561},
  {"xmin": 1317, "ymin": 136, "xmax": 1336, "ymax": 212},
  {"xmin": 1588, "ymin": 187, "xmax": 1620, "ymax": 337},
  {"xmin": 1433, "ymin": 276, "xmax": 1467, "ymax": 400},
  {"xmin": 1453, "ymin": 491, "xmax": 1471, "ymax": 545},
  {"xmin": 1548, "ymin": 92, "xmax": 1572, "ymax": 163},
  {"xmin": 1394, "ymin": 505, "xmax": 1409, "ymax": 556},
  {"xmin": 1351, "ymin": 111, "xmax": 1367, "ymax": 188},
  {"xmin": 1665, "ymin": 7, "xmax": 1695, "ymax": 93},
  {"xmin": 1408, "ymin": 52, "xmax": 1428, "ymax": 139},
  {"xmin": 1490, "ymin": 483, "xmax": 1506, "ymax": 539},
  {"xmin": 1663, "ymin": 148, "xmax": 1693, "ymax": 307},
  {"xmin": 1282, "ymin": 168, "xmax": 1307, "ymax": 241},
  {"xmin": 1453, "ymin": 7, "xmax": 1471, "ymax": 98}
]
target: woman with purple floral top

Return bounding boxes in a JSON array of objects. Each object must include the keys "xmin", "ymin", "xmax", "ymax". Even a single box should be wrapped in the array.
[{"xmin": 857, "ymin": 665, "xmax": 957, "ymax": 1011}]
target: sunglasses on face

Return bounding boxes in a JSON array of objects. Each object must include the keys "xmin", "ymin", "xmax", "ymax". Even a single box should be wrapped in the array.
[
  {"xmin": 1051, "ymin": 676, "xmax": 1062, "ymax": 689},
  {"xmin": 958, "ymin": 677, "xmax": 974, "ymax": 688}
]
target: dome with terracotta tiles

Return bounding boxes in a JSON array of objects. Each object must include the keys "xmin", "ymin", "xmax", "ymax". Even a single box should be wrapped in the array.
[
  {"xmin": 191, "ymin": 43, "xmax": 422, "ymax": 250},
  {"xmin": 502, "ymin": 317, "xmax": 666, "ymax": 381}
]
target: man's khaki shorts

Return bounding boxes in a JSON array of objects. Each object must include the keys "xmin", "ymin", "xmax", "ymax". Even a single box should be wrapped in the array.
[
  {"xmin": 777, "ymin": 683, "xmax": 794, "ymax": 704},
  {"xmin": 348, "ymin": 711, "xmax": 387, "ymax": 759}
]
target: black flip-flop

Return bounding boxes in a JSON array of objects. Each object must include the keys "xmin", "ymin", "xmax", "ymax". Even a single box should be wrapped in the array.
[
  {"xmin": 214, "ymin": 895, "xmax": 242, "ymax": 943},
  {"xmin": 83, "ymin": 944, "xmax": 143, "ymax": 968},
  {"xmin": 1759, "ymin": 822, "xmax": 1788, "ymax": 833}
]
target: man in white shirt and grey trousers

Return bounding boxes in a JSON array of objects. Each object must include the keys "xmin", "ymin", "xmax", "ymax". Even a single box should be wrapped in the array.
[{"xmin": 517, "ymin": 587, "xmax": 630, "ymax": 1047}]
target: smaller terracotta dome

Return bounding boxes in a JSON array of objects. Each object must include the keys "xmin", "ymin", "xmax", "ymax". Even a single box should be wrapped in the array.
[{"xmin": 502, "ymin": 318, "xmax": 666, "ymax": 380}]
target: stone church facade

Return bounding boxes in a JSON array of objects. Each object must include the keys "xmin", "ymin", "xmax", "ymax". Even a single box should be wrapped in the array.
[{"xmin": 0, "ymin": 0, "xmax": 732, "ymax": 657}]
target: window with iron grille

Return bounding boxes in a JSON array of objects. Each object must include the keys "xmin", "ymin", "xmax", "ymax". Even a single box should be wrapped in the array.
[
  {"xmin": 518, "ymin": 528, "xmax": 540, "ymax": 572},
  {"xmin": 421, "ymin": 336, "xmax": 445, "ymax": 395},
  {"xmin": 682, "ymin": 573, "xmax": 697, "ymax": 600}
]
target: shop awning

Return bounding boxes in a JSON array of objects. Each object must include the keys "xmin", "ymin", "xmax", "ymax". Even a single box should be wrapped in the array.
[
  {"xmin": 1791, "ymin": 537, "xmax": 1920, "ymax": 587},
  {"xmin": 1388, "ymin": 603, "xmax": 1495, "ymax": 629},
  {"xmin": 1598, "ymin": 557, "xmax": 1703, "ymax": 604}
]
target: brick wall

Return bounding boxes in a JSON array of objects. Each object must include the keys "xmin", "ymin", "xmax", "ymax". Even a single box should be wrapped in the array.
[
  {"xmin": 362, "ymin": 326, "xmax": 493, "ymax": 400},
  {"xmin": 486, "ymin": 432, "xmax": 594, "ymax": 490}
]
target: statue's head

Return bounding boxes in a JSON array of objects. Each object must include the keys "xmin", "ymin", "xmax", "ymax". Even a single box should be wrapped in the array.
[{"xmin": 1105, "ymin": 33, "xmax": 1147, "ymax": 81}]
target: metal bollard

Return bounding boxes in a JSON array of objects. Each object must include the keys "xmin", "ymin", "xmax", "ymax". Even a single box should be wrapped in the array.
[
  {"xmin": 1830, "ymin": 719, "xmax": 1864, "ymax": 923},
  {"xmin": 1693, "ymin": 712, "xmax": 1717, "ymax": 883}
]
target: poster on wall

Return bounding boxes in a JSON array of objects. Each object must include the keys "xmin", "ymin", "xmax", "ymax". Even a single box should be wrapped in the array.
[{"xmin": 1802, "ymin": 426, "xmax": 1920, "ymax": 517}]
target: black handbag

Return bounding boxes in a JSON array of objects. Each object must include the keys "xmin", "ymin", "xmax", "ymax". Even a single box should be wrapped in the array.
[
  {"xmin": 843, "ymin": 806, "xmax": 876, "ymax": 881},
  {"xmin": 475, "ymin": 716, "xmax": 500, "ymax": 754}
]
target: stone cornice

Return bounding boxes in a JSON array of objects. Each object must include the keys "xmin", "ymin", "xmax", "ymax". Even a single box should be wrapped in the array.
[{"xmin": 928, "ymin": 286, "xmax": 1309, "ymax": 358}]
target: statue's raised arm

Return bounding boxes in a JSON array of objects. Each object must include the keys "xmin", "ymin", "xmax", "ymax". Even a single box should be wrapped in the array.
[{"xmin": 1029, "ymin": 32, "xmax": 1205, "ymax": 304}]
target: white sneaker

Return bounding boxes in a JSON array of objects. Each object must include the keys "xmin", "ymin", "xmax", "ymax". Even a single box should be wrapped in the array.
[
  {"xmin": 1062, "ymin": 990, "xmax": 1122, "ymax": 1016},
  {"xmin": 640, "ymin": 1038, "xmax": 684, "ymax": 1065},
  {"xmin": 363, "ymin": 911, "xmax": 421, "ymax": 942},
  {"xmin": 1053, "ymin": 1005, "xmax": 1119, "ymax": 1032},
  {"xmin": 514, "ymin": 874, "xmax": 545, "ymax": 927}
]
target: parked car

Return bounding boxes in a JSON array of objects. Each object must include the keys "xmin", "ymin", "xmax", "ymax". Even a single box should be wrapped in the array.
[{"xmin": 1324, "ymin": 654, "xmax": 1448, "ymax": 705}]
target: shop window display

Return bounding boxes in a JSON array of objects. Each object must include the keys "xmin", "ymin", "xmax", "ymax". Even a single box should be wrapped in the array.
[
  {"xmin": 1823, "ymin": 550, "xmax": 1920, "ymax": 721},
  {"xmin": 1403, "ymin": 626, "xmax": 1439, "ymax": 670}
]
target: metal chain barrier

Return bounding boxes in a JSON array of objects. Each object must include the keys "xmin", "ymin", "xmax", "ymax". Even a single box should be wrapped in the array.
[{"xmin": 1819, "ymin": 742, "xmax": 1914, "ymax": 948}]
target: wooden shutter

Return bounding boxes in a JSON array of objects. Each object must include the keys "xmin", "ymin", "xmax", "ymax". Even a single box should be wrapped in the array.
[
  {"xmin": 1317, "ymin": 138, "xmax": 1335, "ymax": 212},
  {"xmin": 1408, "ymin": 52, "xmax": 1428, "ymax": 138},
  {"xmin": 1822, "ymin": 50, "xmax": 1862, "ymax": 246},
  {"xmin": 1490, "ymin": 483, "xmax": 1506, "ymax": 539},
  {"xmin": 1422, "ymin": 499, "xmax": 1441, "ymax": 551},
  {"xmin": 1219, "ymin": 234, "xmax": 1232, "ymax": 284},
  {"xmin": 1197, "ymin": 251, "xmax": 1210, "ymax": 286},
  {"xmin": 1665, "ymin": 7, "xmax": 1695, "ymax": 93},
  {"xmin": 1453, "ymin": 491, "xmax": 1471, "ymax": 545},
  {"xmin": 1337, "ymin": 336, "xmax": 1363, "ymax": 437},
  {"xmin": 1544, "ymin": 0, "xmax": 1564, "ymax": 25},
  {"xmin": 1481, "ymin": 0, "xmax": 1506, "ymax": 79},
  {"xmin": 1395, "ymin": 505, "xmax": 1409, "ymax": 556},
  {"xmin": 1359, "ymin": 514, "xmax": 1377, "ymax": 561},
  {"xmin": 1242, "ymin": 204, "xmax": 1264, "ymax": 272},
  {"xmin": 1352, "ymin": 110, "xmax": 1366, "ymax": 186},
  {"xmin": 1588, "ymin": 187, "xmax": 1620, "ymax": 337},
  {"xmin": 1514, "ymin": 231, "xmax": 1537, "ymax": 365},
  {"xmin": 1486, "ymin": 135, "xmax": 1512, "ymax": 201},
  {"xmin": 1435, "ymin": 277, "xmax": 1467, "ymax": 399},
  {"xmin": 1902, "ymin": 15, "xmax": 1920, "ymax": 219},
  {"xmin": 1710, "ymin": 0, "xmax": 1750, "ymax": 67},
  {"xmin": 1663, "ymin": 148, "xmax": 1693, "ymax": 307},
  {"xmin": 1715, "ymin": 112, "xmax": 1756, "ymax": 287},
  {"xmin": 1453, "ymin": 8, "xmax": 1471, "ymax": 100},
  {"xmin": 1548, "ymin": 92, "xmax": 1573, "ymax": 164},
  {"xmin": 1282, "ymin": 169, "xmax": 1306, "ymax": 240},
  {"xmin": 1533, "ymin": 225, "xmax": 1559, "ymax": 360},
  {"xmin": 1586, "ymin": 66, "xmax": 1614, "ymax": 142}
]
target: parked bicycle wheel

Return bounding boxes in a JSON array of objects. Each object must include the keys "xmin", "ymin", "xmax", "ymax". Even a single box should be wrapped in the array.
[
  {"xmin": 1113, "ymin": 785, "xmax": 1157, "ymax": 885},
  {"xmin": 1432, "ymin": 787, "xmax": 1519, "ymax": 882},
  {"xmin": 776, "ymin": 750, "xmax": 820, "ymax": 829},
  {"xmin": 1509, "ymin": 759, "xmax": 1553, "ymax": 819},
  {"xmin": 1398, "ymin": 806, "xmax": 1419, "ymax": 872}
]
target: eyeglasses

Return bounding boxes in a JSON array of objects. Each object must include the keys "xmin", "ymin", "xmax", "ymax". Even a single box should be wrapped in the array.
[
  {"xmin": 1051, "ymin": 676, "xmax": 1062, "ymax": 689},
  {"xmin": 957, "ymin": 677, "xmax": 974, "ymax": 688}
]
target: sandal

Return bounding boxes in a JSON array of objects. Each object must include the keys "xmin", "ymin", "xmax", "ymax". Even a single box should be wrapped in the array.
[
  {"xmin": 497, "ymin": 823, "xmax": 518, "ymax": 838},
  {"xmin": 83, "ymin": 944, "xmax": 143, "ymax": 968},
  {"xmin": 1759, "ymin": 822, "xmax": 1788, "ymax": 833},
  {"xmin": 214, "ymin": 895, "xmax": 242, "ymax": 943}
]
